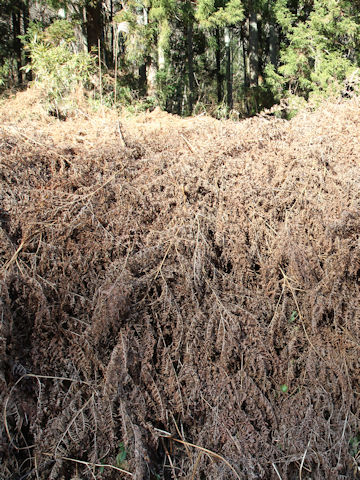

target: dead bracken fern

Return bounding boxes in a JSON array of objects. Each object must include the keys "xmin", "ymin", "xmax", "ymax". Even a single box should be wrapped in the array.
[{"xmin": 1, "ymin": 93, "xmax": 360, "ymax": 479}]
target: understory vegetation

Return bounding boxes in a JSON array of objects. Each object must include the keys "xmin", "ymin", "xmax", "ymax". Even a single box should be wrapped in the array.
[{"xmin": 1, "ymin": 0, "xmax": 360, "ymax": 118}]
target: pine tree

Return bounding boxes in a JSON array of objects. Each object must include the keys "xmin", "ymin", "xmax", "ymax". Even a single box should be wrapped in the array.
[{"xmin": 267, "ymin": 0, "xmax": 360, "ymax": 103}]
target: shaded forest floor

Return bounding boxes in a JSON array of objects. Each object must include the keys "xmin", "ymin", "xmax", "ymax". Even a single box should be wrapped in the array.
[{"xmin": 1, "ymin": 90, "xmax": 360, "ymax": 480}]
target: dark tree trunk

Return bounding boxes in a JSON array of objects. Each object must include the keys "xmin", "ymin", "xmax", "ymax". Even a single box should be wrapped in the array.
[
  {"xmin": 242, "ymin": 18, "xmax": 250, "ymax": 88},
  {"xmin": 86, "ymin": 0, "xmax": 103, "ymax": 52},
  {"xmin": 138, "ymin": 63, "xmax": 147, "ymax": 96},
  {"xmin": 269, "ymin": 22, "xmax": 278, "ymax": 68},
  {"xmin": 110, "ymin": 0, "xmax": 114, "ymax": 65},
  {"xmin": 22, "ymin": 0, "xmax": 32, "ymax": 81},
  {"xmin": 225, "ymin": 27, "xmax": 233, "ymax": 110},
  {"xmin": 215, "ymin": 28, "xmax": 223, "ymax": 103},
  {"xmin": 186, "ymin": 20, "xmax": 195, "ymax": 114},
  {"xmin": 12, "ymin": 9, "xmax": 22, "ymax": 84},
  {"xmin": 249, "ymin": 7, "xmax": 259, "ymax": 87}
]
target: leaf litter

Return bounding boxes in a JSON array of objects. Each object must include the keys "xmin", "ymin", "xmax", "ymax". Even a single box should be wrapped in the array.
[{"xmin": 1, "ymin": 92, "xmax": 360, "ymax": 479}]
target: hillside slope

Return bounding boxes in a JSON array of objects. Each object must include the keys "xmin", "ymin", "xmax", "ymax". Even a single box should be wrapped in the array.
[{"xmin": 1, "ymin": 94, "xmax": 360, "ymax": 479}]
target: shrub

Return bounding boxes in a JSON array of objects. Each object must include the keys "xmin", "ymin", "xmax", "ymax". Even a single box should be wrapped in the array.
[{"xmin": 22, "ymin": 20, "xmax": 96, "ymax": 117}]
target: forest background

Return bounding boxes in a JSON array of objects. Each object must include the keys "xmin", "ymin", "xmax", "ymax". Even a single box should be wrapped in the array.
[{"xmin": 1, "ymin": 0, "xmax": 360, "ymax": 119}]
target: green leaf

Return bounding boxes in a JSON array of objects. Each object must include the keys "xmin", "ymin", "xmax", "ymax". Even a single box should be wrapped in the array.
[
  {"xmin": 116, "ymin": 442, "xmax": 127, "ymax": 466},
  {"xmin": 280, "ymin": 384, "xmax": 288, "ymax": 393}
]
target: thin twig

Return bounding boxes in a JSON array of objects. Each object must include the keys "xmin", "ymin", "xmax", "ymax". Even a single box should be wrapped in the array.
[
  {"xmin": 299, "ymin": 436, "xmax": 312, "ymax": 480},
  {"xmin": 272, "ymin": 463, "xmax": 283, "ymax": 480},
  {"xmin": 42, "ymin": 452, "xmax": 133, "ymax": 476},
  {"xmin": 337, "ymin": 413, "xmax": 348, "ymax": 466},
  {"xmin": 1, "ymin": 232, "xmax": 41, "ymax": 274},
  {"xmin": 117, "ymin": 120, "xmax": 127, "ymax": 147},
  {"xmin": 158, "ymin": 434, "xmax": 241, "ymax": 480},
  {"xmin": 24, "ymin": 373, "xmax": 93, "ymax": 387},
  {"xmin": 180, "ymin": 134, "xmax": 196, "ymax": 154},
  {"xmin": 161, "ymin": 437, "xmax": 178, "ymax": 479},
  {"xmin": 1, "ymin": 238, "xmax": 26, "ymax": 274}
]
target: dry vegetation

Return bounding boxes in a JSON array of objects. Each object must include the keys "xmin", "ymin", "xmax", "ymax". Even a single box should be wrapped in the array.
[{"xmin": 1, "ymin": 92, "xmax": 360, "ymax": 480}]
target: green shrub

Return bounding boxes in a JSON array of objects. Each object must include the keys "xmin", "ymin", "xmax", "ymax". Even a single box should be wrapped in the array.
[
  {"xmin": 22, "ymin": 20, "xmax": 96, "ymax": 116},
  {"xmin": 267, "ymin": 0, "xmax": 360, "ymax": 107}
]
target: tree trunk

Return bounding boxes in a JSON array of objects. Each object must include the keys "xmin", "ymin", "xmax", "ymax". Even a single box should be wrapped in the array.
[
  {"xmin": 22, "ymin": 0, "xmax": 32, "ymax": 81},
  {"xmin": 102, "ymin": 0, "xmax": 114, "ymax": 67},
  {"xmin": 186, "ymin": 20, "xmax": 195, "ymax": 114},
  {"xmin": 242, "ymin": 18, "xmax": 250, "ymax": 88},
  {"xmin": 158, "ymin": 43, "xmax": 165, "ymax": 71},
  {"xmin": 139, "ymin": 8, "xmax": 148, "ymax": 95},
  {"xmin": 215, "ymin": 28, "xmax": 223, "ymax": 103},
  {"xmin": 110, "ymin": 0, "xmax": 114, "ymax": 65},
  {"xmin": 137, "ymin": 7, "xmax": 157, "ymax": 97},
  {"xmin": 146, "ymin": 60, "xmax": 157, "ymax": 97},
  {"xmin": 12, "ymin": 8, "xmax": 22, "ymax": 84},
  {"xmin": 269, "ymin": 22, "xmax": 278, "ymax": 68},
  {"xmin": 249, "ymin": 6, "xmax": 259, "ymax": 87},
  {"xmin": 86, "ymin": 0, "xmax": 103, "ymax": 52},
  {"xmin": 138, "ymin": 63, "xmax": 147, "ymax": 96},
  {"xmin": 224, "ymin": 27, "xmax": 233, "ymax": 110}
]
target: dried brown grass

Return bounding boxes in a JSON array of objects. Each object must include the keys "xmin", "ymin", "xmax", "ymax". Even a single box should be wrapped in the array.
[{"xmin": 1, "ymin": 93, "xmax": 360, "ymax": 479}]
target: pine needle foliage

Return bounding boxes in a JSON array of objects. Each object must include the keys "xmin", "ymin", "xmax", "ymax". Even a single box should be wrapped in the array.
[
  {"xmin": 196, "ymin": 0, "xmax": 244, "ymax": 28},
  {"xmin": 267, "ymin": 0, "xmax": 360, "ymax": 102}
]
